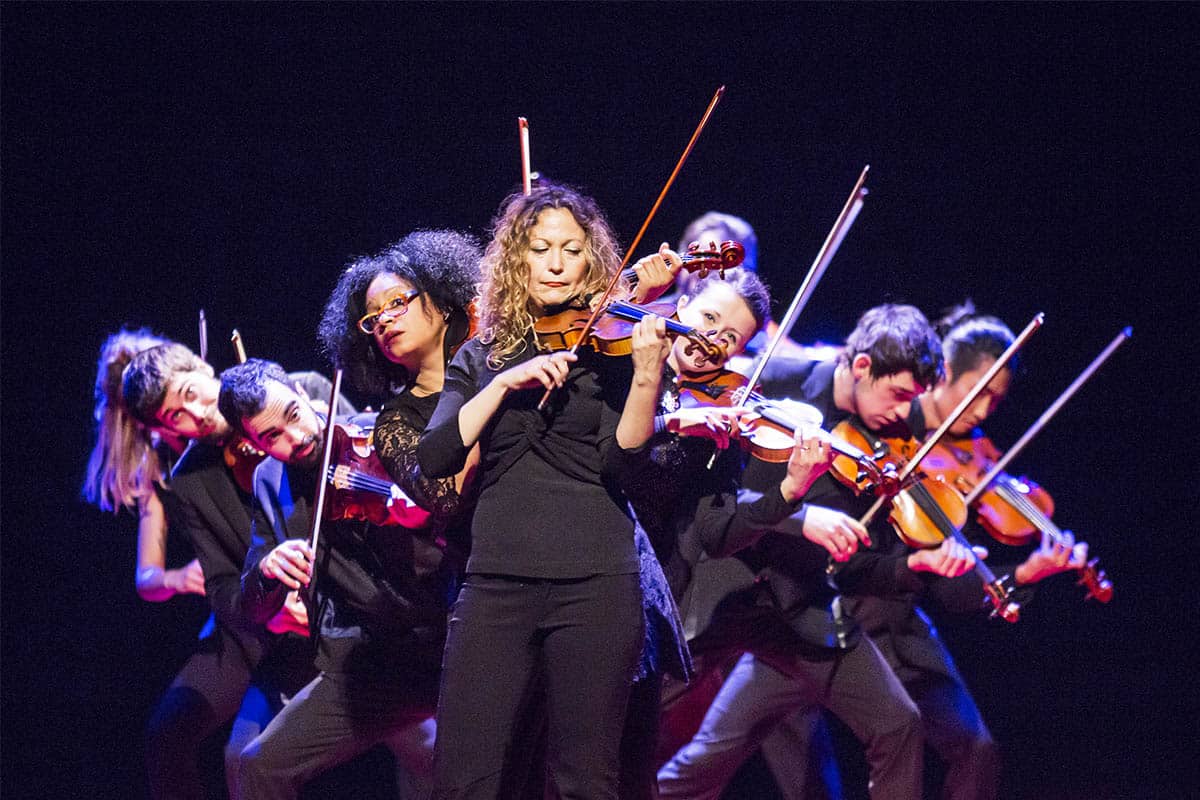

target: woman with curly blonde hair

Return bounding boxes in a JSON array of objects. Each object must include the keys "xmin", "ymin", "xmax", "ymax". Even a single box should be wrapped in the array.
[{"xmin": 419, "ymin": 181, "xmax": 680, "ymax": 799}]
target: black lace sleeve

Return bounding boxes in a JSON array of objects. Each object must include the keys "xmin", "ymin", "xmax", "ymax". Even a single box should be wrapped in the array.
[{"xmin": 374, "ymin": 402, "xmax": 468, "ymax": 525}]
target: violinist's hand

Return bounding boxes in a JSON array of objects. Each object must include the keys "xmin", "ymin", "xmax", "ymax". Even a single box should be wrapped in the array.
[
  {"xmin": 163, "ymin": 558, "xmax": 206, "ymax": 596},
  {"xmin": 260, "ymin": 540, "xmax": 313, "ymax": 590},
  {"xmin": 800, "ymin": 505, "xmax": 871, "ymax": 562},
  {"xmin": 498, "ymin": 351, "xmax": 577, "ymax": 392},
  {"xmin": 908, "ymin": 538, "xmax": 987, "ymax": 578},
  {"xmin": 665, "ymin": 406, "xmax": 759, "ymax": 450},
  {"xmin": 1014, "ymin": 529, "xmax": 1088, "ymax": 585},
  {"xmin": 266, "ymin": 590, "xmax": 310, "ymax": 637},
  {"xmin": 779, "ymin": 427, "xmax": 836, "ymax": 503},
  {"xmin": 630, "ymin": 316, "xmax": 671, "ymax": 384},
  {"xmin": 630, "ymin": 243, "xmax": 683, "ymax": 304}
]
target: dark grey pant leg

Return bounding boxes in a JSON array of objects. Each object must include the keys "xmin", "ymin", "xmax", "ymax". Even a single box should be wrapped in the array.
[{"xmin": 239, "ymin": 670, "xmax": 437, "ymax": 800}]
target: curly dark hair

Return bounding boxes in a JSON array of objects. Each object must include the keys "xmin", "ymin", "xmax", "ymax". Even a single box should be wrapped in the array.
[
  {"xmin": 935, "ymin": 300, "xmax": 1018, "ymax": 379},
  {"xmin": 318, "ymin": 229, "xmax": 482, "ymax": 401},
  {"xmin": 217, "ymin": 358, "xmax": 290, "ymax": 437},
  {"xmin": 842, "ymin": 304, "xmax": 944, "ymax": 390}
]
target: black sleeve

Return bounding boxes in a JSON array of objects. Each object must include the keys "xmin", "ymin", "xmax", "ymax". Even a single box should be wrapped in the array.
[
  {"xmin": 240, "ymin": 502, "xmax": 289, "ymax": 625},
  {"xmin": 173, "ymin": 485, "xmax": 254, "ymax": 634},
  {"xmin": 419, "ymin": 343, "xmax": 479, "ymax": 479},
  {"xmin": 376, "ymin": 403, "xmax": 468, "ymax": 522},
  {"xmin": 690, "ymin": 451, "xmax": 807, "ymax": 559}
]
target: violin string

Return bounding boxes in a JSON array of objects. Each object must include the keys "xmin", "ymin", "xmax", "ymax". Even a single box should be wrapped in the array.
[
  {"xmin": 326, "ymin": 468, "xmax": 395, "ymax": 496},
  {"xmin": 344, "ymin": 475, "xmax": 394, "ymax": 494},
  {"xmin": 992, "ymin": 479, "xmax": 1106, "ymax": 590},
  {"xmin": 991, "ymin": 479, "xmax": 1062, "ymax": 542},
  {"xmin": 908, "ymin": 482, "xmax": 1001, "ymax": 585}
]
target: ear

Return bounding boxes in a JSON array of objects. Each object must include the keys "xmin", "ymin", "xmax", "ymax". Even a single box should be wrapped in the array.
[
  {"xmin": 850, "ymin": 353, "xmax": 872, "ymax": 381},
  {"xmin": 941, "ymin": 362, "xmax": 957, "ymax": 386},
  {"xmin": 676, "ymin": 294, "xmax": 692, "ymax": 313}
]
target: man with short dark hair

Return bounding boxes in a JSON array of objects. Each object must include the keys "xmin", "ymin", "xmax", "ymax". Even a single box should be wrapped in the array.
[{"xmin": 220, "ymin": 359, "xmax": 451, "ymax": 800}]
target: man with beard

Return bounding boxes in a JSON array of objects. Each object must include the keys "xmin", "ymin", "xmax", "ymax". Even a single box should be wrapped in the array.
[{"xmin": 219, "ymin": 358, "xmax": 451, "ymax": 800}]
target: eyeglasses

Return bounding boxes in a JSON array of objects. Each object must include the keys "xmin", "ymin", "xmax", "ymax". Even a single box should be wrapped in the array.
[{"xmin": 358, "ymin": 289, "xmax": 421, "ymax": 334}]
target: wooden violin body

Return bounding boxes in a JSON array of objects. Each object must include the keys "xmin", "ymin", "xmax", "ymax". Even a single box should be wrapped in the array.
[
  {"xmin": 922, "ymin": 435, "xmax": 1054, "ymax": 546},
  {"xmin": 224, "ymin": 438, "xmax": 266, "ymax": 494},
  {"xmin": 923, "ymin": 433, "xmax": 1112, "ymax": 603},
  {"xmin": 535, "ymin": 300, "xmax": 726, "ymax": 365},
  {"xmin": 324, "ymin": 422, "xmax": 431, "ymax": 530},
  {"xmin": 828, "ymin": 420, "xmax": 968, "ymax": 548},
  {"xmin": 827, "ymin": 419, "xmax": 1020, "ymax": 621}
]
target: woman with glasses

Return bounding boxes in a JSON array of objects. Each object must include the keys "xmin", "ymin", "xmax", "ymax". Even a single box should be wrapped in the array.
[
  {"xmin": 262, "ymin": 229, "xmax": 486, "ymax": 798},
  {"xmin": 319, "ymin": 229, "xmax": 484, "ymax": 538}
]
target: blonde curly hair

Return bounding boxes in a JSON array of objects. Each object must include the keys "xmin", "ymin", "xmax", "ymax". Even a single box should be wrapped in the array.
[{"xmin": 478, "ymin": 183, "xmax": 625, "ymax": 368}]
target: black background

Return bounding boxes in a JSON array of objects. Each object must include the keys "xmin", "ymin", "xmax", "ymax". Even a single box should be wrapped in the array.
[{"xmin": 3, "ymin": 4, "xmax": 1196, "ymax": 798}]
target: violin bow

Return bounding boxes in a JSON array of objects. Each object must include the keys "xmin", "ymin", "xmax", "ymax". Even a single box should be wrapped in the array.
[
  {"xmin": 741, "ymin": 166, "xmax": 870, "ymax": 398},
  {"xmin": 230, "ymin": 329, "xmax": 248, "ymax": 364},
  {"xmin": 304, "ymin": 368, "xmax": 344, "ymax": 616},
  {"xmin": 198, "ymin": 309, "xmax": 208, "ymax": 363},
  {"xmin": 962, "ymin": 327, "xmax": 1132, "ymax": 507},
  {"xmin": 519, "ymin": 116, "xmax": 533, "ymax": 196},
  {"xmin": 858, "ymin": 312, "xmax": 1045, "ymax": 528},
  {"xmin": 537, "ymin": 85, "xmax": 727, "ymax": 411}
]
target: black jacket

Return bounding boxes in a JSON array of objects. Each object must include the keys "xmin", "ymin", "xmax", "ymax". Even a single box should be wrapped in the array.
[{"xmin": 241, "ymin": 456, "xmax": 453, "ymax": 675}]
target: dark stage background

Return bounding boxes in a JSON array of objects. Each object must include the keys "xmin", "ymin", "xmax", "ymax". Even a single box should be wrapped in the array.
[{"xmin": 3, "ymin": 4, "xmax": 1197, "ymax": 799}]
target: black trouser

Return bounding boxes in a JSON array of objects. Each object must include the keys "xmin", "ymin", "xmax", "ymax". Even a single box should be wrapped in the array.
[
  {"xmin": 656, "ymin": 646, "xmax": 922, "ymax": 800},
  {"xmin": 757, "ymin": 637, "xmax": 1000, "ymax": 800},
  {"xmin": 757, "ymin": 668, "xmax": 999, "ymax": 800},
  {"xmin": 759, "ymin": 707, "xmax": 842, "ymax": 800},
  {"xmin": 239, "ymin": 661, "xmax": 441, "ymax": 800},
  {"xmin": 431, "ymin": 572, "xmax": 644, "ymax": 800},
  {"xmin": 900, "ymin": 670, "xmax": 998, "ymax": 800},
  {"xmin": 145, "ymin": 632, "xmax": 263, "ymax": 800}
]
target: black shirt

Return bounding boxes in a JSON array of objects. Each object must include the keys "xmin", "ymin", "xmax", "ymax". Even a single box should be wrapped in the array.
[{"xmin": 419, "ymin": 337, "xmax": 641, "ymax": 579}]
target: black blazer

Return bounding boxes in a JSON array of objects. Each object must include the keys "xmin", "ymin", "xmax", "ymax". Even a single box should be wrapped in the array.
[{"xmin": 168, "ymin": 441, "xmax": 268, "ymax": 666}]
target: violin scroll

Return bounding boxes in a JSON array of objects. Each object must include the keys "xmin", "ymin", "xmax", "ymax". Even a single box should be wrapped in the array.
[
  {"xmin": 679, "ymin": 239, "xmax": 746, "ymax": 279},
  {"xmin": 1079, "ymin": 560, "xmax": 1113, "ymax": 603}
]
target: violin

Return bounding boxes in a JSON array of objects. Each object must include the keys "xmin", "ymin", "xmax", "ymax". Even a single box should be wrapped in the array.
[
  {"xmin": 534, "ymin": 86, "xmax": 727, "ymax": 412},
  {"xmin": 535, "ymin": 300, "xmax": 727, "ymax": 366},
  {"xmin": 922, "ymin": 434, "xmax": 1112, "ymax": 603},
  {"xmin": 323, "ymin": 422, "xmax": 431, "ymax": 530},
  {"xmin": 657, "ymin": 367, "xmax": 888, "ymax": 485},
  {"xmin": 621, "ymin": 239, "xmax": 745, "ymax": 283},
  {"xmin": 830, "ymin": 418, "xmax": 1021, "ymax": 622},
  {"xmin": 224, "ymin": 437, "xmax": 267, "ymax": 495},
  {"xmin": 736, "ymin": 391, "xmax": 887, "ymax": 486}
]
